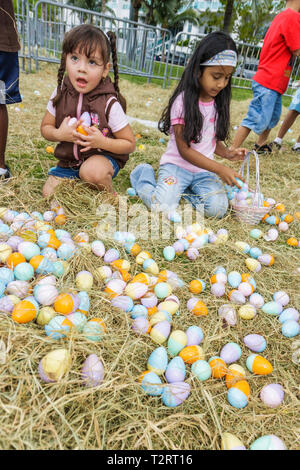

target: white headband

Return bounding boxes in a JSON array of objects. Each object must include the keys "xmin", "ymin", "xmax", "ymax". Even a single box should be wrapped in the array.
[{"xmin": 201, "ymin": 50, "xmax": 237, "ymax": 67}]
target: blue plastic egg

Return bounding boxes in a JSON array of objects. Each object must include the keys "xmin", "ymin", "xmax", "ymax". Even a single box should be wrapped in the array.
[
  {"xmin": 249, "ymin": 247, "xmax": 262, "ymax": 259},
  {"xmin": 127, "ymin": 187, "xmax": 136, "ymax": 196},
  {"xmin": 165, "ymin": 357, "xmax": 186, "ymax": 383},
  {"xmin": 265, "ymin": 216, "xmax": 278, "ymax": 225},
  {"xmin": 186, "ymin": 325, "xmax": 204, "ymax": 346},
  {"xmin": 212, "ymin": 266, "xmax": 227, "ymax": 275},
  {"xmin": 161, "ymin": 382, "xmax": 190, "ymax": 407},
  {"xmin": 140, "ymin": 371, "xmax": 163, "ymax": 396},
  {"xmin": 147, "ymin": 346, "xmax": 168, "ymax": 375},
  {"xmin": 0, "ymin": 267, "xmax": 14, "ymax": 285},
  {"xmin": 178, "ymin": 238, "xmax": 189, "ymax": 250},
  {"xmin": 0, "ymin": 280, "xmax": 5, "ymax": 297},
  {"xmin": 250, "ymin": 229, "xmax": 262, "ymax": 240},
  {"xmin": 131, "ymin": 304, "xmax": 148, "ymax": 319},
  {"xmin": 228, "ymin": 271, "xmax": 242, "ymax": 288},
  {"xmin": 167, "ymin": 330, "xmax": 187, "ymax": 356},
  {"xmin": 83, "ymin": 320, "xmax": 105, "ymax": 342},
  {"xmin": 45, "ymin": 315, "xmax": 71, "ymax": 339},
  {"xmin": 41, "ymin": 247, "xmax": 57, "ymax": 261},
  {"xmin": 18, "ymin": 241, "xmax": 40, "ymax": 261},
  {"xmin": 279, "ymin": 308, "xmax": 299, "ymax": 324},
  {"xmin": 57, "ymin": 243, "xmax": 75, "ymax": 260},
  {"xmin": 163, "ymin": 246, "xmax": 176, "ymax": 261},
  {"xmin": 250, "ymin": 435, "xmax": 286, "ymax": 450},
  {"xmin": 52, "ymin": 261, "xmax": 65, "ymax": 277},
  {"xmin": 243, "ymin": 334, "xmax": 267, "ymax": 352},
  {"xmin": 67, "ymin": 311, "xmax": 87, "ymax": 332},
  {"xmin": 191, "ymin": 360, "xmax": 211, "ymax": 381},
  {"xmin": 262, "ymin": 301, "xmax": 283, "ymax": 315},
  {"xmin": 281, "ymin": 320, "xmax": 300, "ymax": 338},
  {"xmin": 111, "ymin": 295, "xmax": 134, "ymax": 312},
  {"xmin": 54, "ymin": 229, "xmax": 70, "ymax": 240},
  {"xmin": 78, "ymin": 291, "xmax": 90, "ymax": 313},
  {"xmin": 14, "ymin": 262, "xmax": 34, "ymax": 281},
  {"xmin": 227, "ymin": 387, "xmax": 248, "ymax": 409}
]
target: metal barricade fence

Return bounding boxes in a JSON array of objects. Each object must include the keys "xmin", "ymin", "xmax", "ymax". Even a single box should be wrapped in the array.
[{"xmin": 14, "ymin": 0, "xmax": 299, "ymax": 97}]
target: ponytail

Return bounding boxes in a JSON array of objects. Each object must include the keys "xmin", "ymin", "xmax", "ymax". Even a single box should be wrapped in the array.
[
  {"xmin": 107, "ymin": 31, "xmax": 127, "ymax": 113},
  {"xmin": 52, "ymin": 54, "xmax": 66, "ymax": 108}
]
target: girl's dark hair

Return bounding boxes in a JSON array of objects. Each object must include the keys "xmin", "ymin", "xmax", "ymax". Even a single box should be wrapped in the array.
[
  {"xmin": 52, "ymin": 25, "xmax": 126, "ymax": 111},
  {"xmin": 158, "ymin": 31, "xmax": 237, "ymax": 145}
]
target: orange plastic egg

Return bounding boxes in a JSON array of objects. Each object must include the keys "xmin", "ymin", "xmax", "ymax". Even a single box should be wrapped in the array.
[
  {"xmin": 248, "ymin": 354, "xmax": 273, "ymax": 375},
  {"xmin": 12, "ymin": 300, "xmax": 36, "ymax": 323},
  {"xmin": 147, "ymin": 306, "xmax": 158, "ymax": 316},
  {"xmin": 54, "ymin": 293, "xmax": 74, "ymax": 315},
  {"xmin": 111, "ymin": 259, "xmax": 130, "ymax": 271},
  {"xmin": 6, "ymin": 252, "xmax": 26, "ymax": 268},
  {"xmin": 185, "ymin": 233, "xmax": 196, "ymax": 243},
  {"xmin": 287, "ymin": 237, "xmax": 298, "ymax": 246},
  {"xmin": 119, "ymin": 269, "xmax": 131, "ymax": 282},
  {"xmin": 158, "ymin": 270, "xmax": 168, "ymax": 282},
  {"xmin": 131, "ymin": 273, "xmax": 150, "ymax": 285},
  {"xmin": 30, "ymin": 255, "xmax": 44, "ymax": 271},
  {"xmin": 209, "ymin": 356, "xmax": 227, "ymax": 378},
  {"xmin": 46, "ymin": 145, "xmax": 54, "ymax": 154},
  {"xmin": 191, "ymin": 300, "xmax": 208, "ymax": 316},
  {"xmin": 263, "ymin": 201, "xmax": 270, "ymax": 208},
  {"xmin": 76, "ymin": 125, "xmax": 88, "ymax": 136},
  {"xmin": 275, "ymin": 203, "xmax": 285, "ymax": 212},
  {"xmin": 47, "ymin": 234, "xmax": 61, "ymax": 250},
  {"xmin": 241, "ymin": 273, "xmax": 251, "ymax": 283},
  {"xmin": 225, "ymin": 365, "xmax": 246, "ymax": 389},
  {"xmin": 232, "ymin": 380, "xmax": 250, "ymax": 398},
  {"xmin": 130, "ymin": 243, "xmax": 141, "ymax": 256},
  {"xmin": 189, "ymin": 279, "xmax": 205, "ymax": 294},
  {"xmin": 179, "ymin": 345, "xmax": 204, "ymax": 364},
  {"xmin": 262, "ymin": 213, "xmax": 270, "ymax": 222},
  {"xmin": 283, "ymin": 214, "xmax": 293, "ymax": 223},
  {"xmin": 55, "ymin": 214, "xmax": 66, "ymax": 225},
  {"xmin": 295, "ymin": 212, "xmax": 300, "ymax": 221}
]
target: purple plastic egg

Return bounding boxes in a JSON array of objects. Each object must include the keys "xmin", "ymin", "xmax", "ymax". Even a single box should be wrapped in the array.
[
  {"xmin": 103, "ymin": 248, "xmax": 120, "ymax": 263},
  {"xmin": 6, "ymin": 236, "xmax": 23, "ymax": 251},
  {"xmin": 187, "ymin": 247, "xmax": 199, "ymax": 261},
  {"xmin": 220, "ymin": 342, "xmax": 242, "ymax": 364},
  {"xmin": 165, "ymin": 357, "xmax": 186, "ymax": 383},
  {"xmin": 161, "ymin": 381, "xmax": 190, "ymax": 407},
  {"xmin": 172, "ymin": 241, "xmax": 185, "ymax": 255},
  {"xmin": 273, "ymin": 291, "xmax": 289, "ymax": 307},
  {"xmin": 111, "ymin": 295, "xmax": 134, "ymax": 312},
  {"xmin": 186, "ymin": 325, "xmax": 204, "ymax": 346},
  {"xmin": 260, "ymin": 383, "xmax": 284, "ymax": 408},
  {"xmin": 243, "ymin": 334, "xmax": 267, "ymax": 352},
  {"xmin": 0, "ymin": 295, "xmax": 15, "ymax": 314},
  {"xmin": 249, "ymin": 293, "xmax": 264, "ymax": 309},
  {"xmin": 141, "ymin": 292, "xmax": 158, "ymax": 308},
  {"xmin": 211, "ymin": 282, "xmax": 225, "ymax": 297},
  {"xmin": 218, "ymin": 304, "xmax": 237, "ymax": 326},
  {"xmin": 230, "ymin": 290, "xmax": 246, "ymax": 305},
  {"xmin": 81, "ymin": 354, "xmax": 104, "ymax": 387},
  {"xmin": 132, "ymin": 317, "xmax": 150, "ymax": 334}
]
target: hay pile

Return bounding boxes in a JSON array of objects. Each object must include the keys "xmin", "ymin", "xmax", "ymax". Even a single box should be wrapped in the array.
[{"xmin": 0, "ymin": 63, "xmax": 299, "ymax": 450}]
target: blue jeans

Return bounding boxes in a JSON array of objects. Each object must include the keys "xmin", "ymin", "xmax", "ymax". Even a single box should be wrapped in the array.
[
  {"xmin": 242, "ymin": 80, "xmax": 282, "ymax": 135},
  {"xmin": 48, "ymin": 155, "xmax": 120, "ymax": 179},
  {"xmin": 130, "ymin": 163, "xmax": 228, "ymax": 218}
]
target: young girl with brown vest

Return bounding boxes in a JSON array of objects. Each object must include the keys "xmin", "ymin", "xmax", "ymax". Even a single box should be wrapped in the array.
[{"xmin": 41, "ymin": 25, "xmax": 135, "ymax": 197}]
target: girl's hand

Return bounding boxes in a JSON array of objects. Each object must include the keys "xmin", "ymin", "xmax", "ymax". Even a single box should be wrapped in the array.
[
  {"xmin": 74, "ymin": 126, "xmax": 106, "ymax": 152},
  {"xmin": 217, "ymin": 164, "xmax": 245, "ymax": 189},
  {"xmin": 56, "ymin": 116, "xmax": 78, "ymax": 143},
  {"xmin": 226, "ymin": 147, "xmax": 248, "ymax": 161}
]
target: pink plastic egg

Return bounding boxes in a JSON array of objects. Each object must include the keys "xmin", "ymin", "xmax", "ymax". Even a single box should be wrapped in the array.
[
  {"xmin": 238, "ymin": 282, "xmax": 253, "ymax": 297},
  {"xmin": 81, "ymin": 354, "xmax": 104, "ymax": 387},
  {"xmin": 211, "ymin": 282, "xmax": 225, "ymax": 297},
  {"xmin": 260, "ymin": 383, "xmax": 284, "ymax": 408},
  {"xmin": 132, "ymin": 317, "xmax": 150, "ymax": 334}
]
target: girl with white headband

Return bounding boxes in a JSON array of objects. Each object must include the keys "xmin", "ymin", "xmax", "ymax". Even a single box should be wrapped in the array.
[
  {"xmin": 41, "ymin": 24, "xmax": 135, "ymax": 197},
  {"xmin": 130, "ymin": 31, "xmax": 247, "ymax": 219}
]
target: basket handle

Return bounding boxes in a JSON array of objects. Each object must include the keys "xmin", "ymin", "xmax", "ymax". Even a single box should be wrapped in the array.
[{"xmin": 239, "ymin": 150, "xmax": 263, "ymax": 207}]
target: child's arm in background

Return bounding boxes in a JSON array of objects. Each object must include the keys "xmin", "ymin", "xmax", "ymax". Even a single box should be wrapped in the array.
[
  {"xmin": 73, "ymin": 124, "xmax": 136, "ymax": 155},
  {"xmin": 41, "ymin": 110, "xmax": 78, "ymax": 143},
  {"xmin": 173, "ymin": 124, "xmax": 244, "ymax": 187}
]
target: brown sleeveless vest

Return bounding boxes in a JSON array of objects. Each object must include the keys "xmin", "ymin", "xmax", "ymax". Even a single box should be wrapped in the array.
[{"xmin": 54, "ymin": 75, "xmax": 129, "ymax": 169}]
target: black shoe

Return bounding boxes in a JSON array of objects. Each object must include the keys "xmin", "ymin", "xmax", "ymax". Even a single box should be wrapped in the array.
[
  {"xmin": 292, "ymin": 145, "xmax": 300, "ymax": 154},
  {"xmin": 253, "ymin": 143, "xmax": 273, "ymax": 154},
  {"xmin": 0, "ymin": 165, "xmax": 12, "ymax": 181},
  {"xmin": 270, "ymin": 141, "xmax": 282, "ymax": 150}
]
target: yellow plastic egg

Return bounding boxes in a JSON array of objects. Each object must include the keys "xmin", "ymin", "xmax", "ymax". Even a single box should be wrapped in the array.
[
  {"xmin": 19, "ymin": 229, "xmax": 38, "ymax": 243},
  {"xmin": 36, "ymin": 306, "xmax": 57, "ymax": 326},
  {"xmin": 39, "ymin": 348, "xmax": 71, "ymax": 382},
  {"xmin": 131, "ymin": 273, "xmax": 151, "ymax": 285},
  {"xmin": 239, "ymin": 304, "xmax": 256, "ymax": 320},
  {"xmin": 0, "ymin": 243, "xmax": 12, "ymax": 263},
  {"xmin": 295, "ymin": 212, "xmax": 300, "ymax": 221},
  {"xmin": 275, "ymin": 203, "xmax": 285, "ymax": 212},
  {"xmin": 136, "ymin": 251, "xmax": 151, "ymax": 265},
  {"xmin": 111, "ymin": 259, "xmax": 130, "ymax": 271},
  {"xmin": 157, "ymin": 300, "xmax": 179, "ymax": 315},
  {"xmin": 287, "ymin": 237, "xmax": 298, "ymax": 247},
  {"xmin": 76, "ymin": 271, "xmax": 93, "ymax": 291},
  {"xmin": 225, "ymin": 364, "xmax": 246, "ymax": 388},
  {"xmin": 221, "ymin": 433, "xmax": 246, "ymax": 450},
  {"xmin": 245, "ymin": 258, "xmax": 261, "ymax": 272}
]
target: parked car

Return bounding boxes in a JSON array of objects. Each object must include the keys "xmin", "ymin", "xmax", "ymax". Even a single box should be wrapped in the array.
[{"xmin": 235, "ymin": 63, "xmax": 258, "ymax": 79}]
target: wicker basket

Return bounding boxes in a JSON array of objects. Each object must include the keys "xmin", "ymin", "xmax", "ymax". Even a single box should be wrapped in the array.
[{"xmin": 231, "ymin": 150, "xmax": 270, "ymax": 225}]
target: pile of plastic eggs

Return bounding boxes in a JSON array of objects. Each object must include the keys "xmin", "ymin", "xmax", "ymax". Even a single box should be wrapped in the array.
[
  {"xmin": 162, "ymin": 223, "xmax": 229, "ymax": 262},
  {"xmin": 225, "ymin": 178, "xmax": 272, "ymax": 210},
  {"xmin": 234, "ymin": 240, "xmax": 275, "ymax": 269}
]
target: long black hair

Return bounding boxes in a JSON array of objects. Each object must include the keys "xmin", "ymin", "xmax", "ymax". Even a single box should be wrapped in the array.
[
  {"xmin": 158, "ymin": 31, "xmax": 237, "ymax": 145},
  {"xmin": 52, "ymin": 25, "xmax": 126, "ymax": 111}
]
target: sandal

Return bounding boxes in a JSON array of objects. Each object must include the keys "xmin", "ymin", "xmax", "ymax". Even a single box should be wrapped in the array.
[
  {"xmin": 253, "ymin": 143, "xmax": 273, "ymax": 154},
  {"xmin": 0, "ymin": 165, "xmax": 12, "ymax": 181}
]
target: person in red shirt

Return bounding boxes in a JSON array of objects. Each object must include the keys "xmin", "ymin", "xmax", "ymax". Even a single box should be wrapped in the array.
[{"xmin": 231, "ymin": 0, "xmax": 300, "ymax": 153}]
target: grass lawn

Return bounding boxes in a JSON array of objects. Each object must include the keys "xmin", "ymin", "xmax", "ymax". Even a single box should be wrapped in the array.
[{"xmin": 0, "ymin": 61, "xmax": 299, "ymax": 450}]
